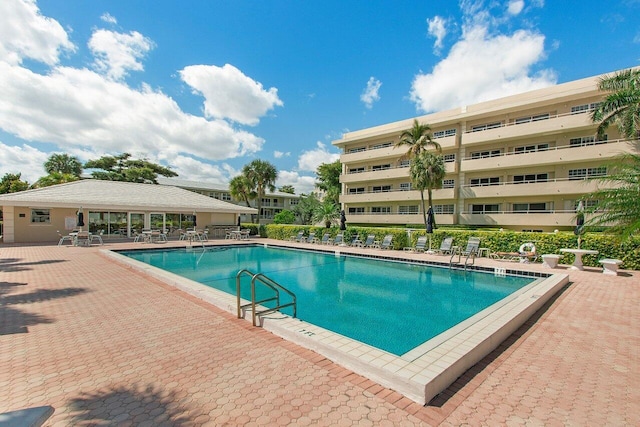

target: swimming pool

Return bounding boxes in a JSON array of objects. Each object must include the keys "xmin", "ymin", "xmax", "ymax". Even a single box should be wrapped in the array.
[
  {"xmin": 120, "ymin": 244, "xmax": 532, "ymax": 356},
  {"xmin": 108, "ymin": 242, "xmax": 568, "ymax": 404}
]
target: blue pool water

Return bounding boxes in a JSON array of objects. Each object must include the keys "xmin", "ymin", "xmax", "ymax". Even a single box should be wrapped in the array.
[{"xmin": 120, "ymin": 245, "xmax": 533, "ymax": 356}]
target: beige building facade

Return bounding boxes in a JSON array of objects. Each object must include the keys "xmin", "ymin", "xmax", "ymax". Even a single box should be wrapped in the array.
[{"xmin": 333, "ymin": 69, "xmax": 636, "ymax": 232}]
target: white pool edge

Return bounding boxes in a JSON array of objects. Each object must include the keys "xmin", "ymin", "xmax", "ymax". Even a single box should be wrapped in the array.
[{"xmin": 103, "ymin": 248, "xmax": 569, "ymax": 405}]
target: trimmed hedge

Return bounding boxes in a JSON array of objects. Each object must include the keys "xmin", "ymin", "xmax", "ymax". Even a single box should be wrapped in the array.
[{"xmin": 262, "ymin": 224, "xmax": 640, "ymax": 270}]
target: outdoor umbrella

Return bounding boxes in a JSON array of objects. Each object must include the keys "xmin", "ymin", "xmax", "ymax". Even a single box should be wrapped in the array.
[
  {"xmin": 76, "ymin": 208, "xmax": 84, "ymax": 228},
  {"xmin": 574, "ymin": 201, "xmax": 585, "ymax": 248},
  {"xmin": 340, "ymin": 210, "xmax": 347, "ymax": 231},
  {"xmin": 426, "ymin": 206, "xmax": 435, "ymax": 253}
]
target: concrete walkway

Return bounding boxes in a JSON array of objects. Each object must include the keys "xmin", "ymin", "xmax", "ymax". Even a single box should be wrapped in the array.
[{"xmin": 1, "ymin": 240, "xmax": 638, "ymax": 426}]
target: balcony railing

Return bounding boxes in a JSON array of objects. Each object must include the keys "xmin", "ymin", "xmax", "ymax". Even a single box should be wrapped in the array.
[{"xmin": 462, "ymin": 108, "xmax": 595, "ymax": 136}]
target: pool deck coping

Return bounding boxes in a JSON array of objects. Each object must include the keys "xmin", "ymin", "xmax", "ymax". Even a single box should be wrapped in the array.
[{"xmin": 105, "ymin": 240, "xmax": 569, "ymax": 405}]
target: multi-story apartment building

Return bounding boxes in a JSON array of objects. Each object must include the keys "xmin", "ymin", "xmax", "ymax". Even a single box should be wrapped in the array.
[
  {"xmin": 157, "ymin": 177, "xmax": 300, "ymax": 224},
  {"xmin": 333, "ymin": 69, "xmax": 636, "ymax": 232}
]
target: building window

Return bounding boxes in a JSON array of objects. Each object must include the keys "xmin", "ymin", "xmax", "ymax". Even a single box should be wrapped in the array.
[
  {"xmin": 348, "ymin": 147, "xmax": 366, "ymax": 153},
  {"xmin": 434, "ymin": 204, "xmax": 454, "ymax": 214},
  {"xmin": 398, "ymin": 159, "xmax": 410, "ymax": 168},
  {"xmin": 513, "ymin": 173, "xmax": 548, "ymax": 184},
  {"xmin": 571, "ymin": 102, "xmax": 600, "ymax": 114},
  {"xmin": 400, "ymin": 182, "xmax": 412, "ymax": 191},
  {"xmin": 371, "ymin": 164, "xmax": 391, "ymax": 171},
  {"xmin": 569, "ymin": 167, "xmax": 607, "ymax": 180},
  {"xmin": 515, "ymin": 113, "xmax": 550, "ymax": 124},
  {"xmin": 514, "ymin": 143, "xmax": 549, "ymax": 153},
  {"xmin": 372, "ymin": 185, "xmax": 392, "ymax": 193},
  {"xmin": 370, "ymin": 142, "xmax": 392, "ymax": 149},
  {"xmin": 433, "ymin": 128, "xmax": 456, "ymax": 138},
  {"xmin": 348, "ymin": 187, "xmax": 365, "ymax": 194},
  {"xmin": 31, "ymin": 208, "xmax": 51, "ymax": 223},
  {"xmin": 471, "ymin": 204, "xmax": 500, "ymax": 214},
  {"xmin": 289, "ymin": 199, "xmax": 299, "ymax": 206},
  {"xmin": 348, "ymin": 167, "xmax": 365, "ymax": 174},
  {"xmin": 513, "ymin": 202, "xmax": 548, "ymax": 213},
  {"xmin": 348, "ymin": 207, "xmax": 365, "ymax": 214},
  {"xmin": 443, "ymin": 153, "xmax": 456, "ymax": 162},
  {"xmin": 371, "ymin": 206, "xmax": 391, "ymax": 214},
  {"xmin": 399, "ymin": 205, "xmax": 419, "ymax": 214},
  {"xmin": 442, "ymin": 179, "xmax": 455, "ymax": 189},
  {"xmin": 469, "ymin": 177, "xmax": 500, "ymax": 186},
  {"xmin": 221, "ymin": 193, "xmax": 231, "ymax": 201},
  {"xmin": 471, "ymin": 122, "xmax": 502, "ymax": 132},
  {"xmin": 470, "ymin": 149, "xmax": 502, "ymax": 159},
  {"xmin": 569, "ymin": 135, "xmax": 607, "ymax": 147}
]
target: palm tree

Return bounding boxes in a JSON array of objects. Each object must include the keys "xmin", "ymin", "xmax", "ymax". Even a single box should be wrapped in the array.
[
  {"xmin": 591, "ymin": 68, "xmax": 640, "ymax": 139},
  {"xmin": 582, "ymin": 153, "xmax": 640, "ymax": 238},
  {"xmin": 229, "ymin": 175, "xmax": 256, "ymax": 207},
  {"xmin": 395, "ymin": 119, "xmax": 441, "ymax": 159},
  {"xmin": 410, "ymin": 152, "xmax": 446, "ymax": 230},
  {"xmin": 44, "ymin": 153, "xmax": 83, "ymax": 176},
  {"xmin": 242, "ymin": 160, "xmax": 278, "ymax": 224},
  {"xmin": 313, "ymin": 200, "xmax": 340, "ymax": 228},
  {"xmin": 32, "ymin": 172, "xmax": 79, "ymax": 188}
]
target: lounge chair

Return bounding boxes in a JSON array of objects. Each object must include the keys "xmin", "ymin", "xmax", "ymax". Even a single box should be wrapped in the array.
[
  {"xmin": 403, "ymin": 235, "xmax": 427, "ymax": 252},
  {"xmin": 57, "ymin": 230, "xmax": 73, "ymax": 246},
  {"xmin": 353, "ymin": 234, "xmax": 375, "ymax": 247},
  {"xmin": 450, "ymin": 237, "xmax": 480, "ymax": 267},
  {"xmin": 377, "ymin": 235, "xmax": 393, "ymax": 250},
  {"xmin": 289, "ymin": 231, "xmax": 304, "ymax": 242},
  {"xmin": 434, "ymin": 236, "xmax": 454, "ymax": 255},
  {"xmin": 302, "ymin": 232, "xmax": 316, "ymax": 243},
  {"xmin": 330, "ymin": 233, "xmax": 344, "ymax": 245},
  {"xmin": 75, "ymin": 231, "xmax": 91, "ymax": 246},
  {"xmin": 90, "ymin": 230, "xmax": 104, "ymax": 245},
  {"xmin": 319, "ymin": 233, "xmax": 331, "ymax": 245}
]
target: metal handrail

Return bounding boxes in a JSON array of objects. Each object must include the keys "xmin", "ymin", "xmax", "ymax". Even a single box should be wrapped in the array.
[{"xmin": 236, "ymin": 269, "xmax": 297, "ymax": 327}]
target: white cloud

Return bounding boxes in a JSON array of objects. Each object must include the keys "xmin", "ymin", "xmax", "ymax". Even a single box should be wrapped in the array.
[
  {"xmin": 100, "ymin": 13, "xmax": 117, "ymax": 25},
  {"xmin": 360, "ymin": 77, "xmax": 382, "ymax": 109},
  {"xmin": 0, "ymin": 141, "xmax": 49, "ymax": 183},
  {"xmin": 507, "ymin": 0, "xmax": 525, "ymax": 16},
  {"xmin": 180, "ymin": 63, "xmax": 283, "ymax": 126},
  {"xmin": 0, "ymin": 0, "xmax": 75, "ymax": 66},
  {"xmin": 427, "ymin": 16, "xmax": 448, "ymax": 53},
  {"xmin": 410, "ymin": 3, "xmax": 556, "ymax": 113},
  {"xmin": 274, "ymin": 150, "xmax": 290, "ymax": 158},
  {"xmin": 297, "ymin": 142, "xmax": 340, "ymax": 172},
  {"xmin": 89, "ymin": 29, "xmax": 154, "ymax": 80},
  {"xmin": 276, "ymin": 170, "xmax": 317, "ymax": 195}
]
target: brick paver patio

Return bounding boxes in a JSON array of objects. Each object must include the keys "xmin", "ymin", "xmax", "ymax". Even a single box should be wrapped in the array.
[{"xmin": 1, "ymin": 240, "xmax": 638, "ymax": 425}]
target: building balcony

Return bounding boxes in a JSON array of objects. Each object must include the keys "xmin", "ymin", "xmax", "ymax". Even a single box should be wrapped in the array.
[
  {"xmin": 340, "ymin": 188, "xmax": 456, "ymax": 204},
  {"xmin": 459, "ymin": 211, "xmax": 578, "ymax": 228},
  {"xmin": 462, "ymin": 111, "xmax": 594, "ymax": 146},
  {"xmin": 459, "ymin": 177, "xmax": 603, "ymax": 199},
  {"xmin": 341, "ymin": 134, "xmax": 456, "ymax": 163},
  {"xmin": 346, "ymin": 213, "xmax": 456, "ymax": 225},
  {"xmin": 341, "ymin": 162, "xmax": 457, "ymax": 183},
  {"xmin": 460, "ymin": 139, "xmax": 633, "ymax": 172}
]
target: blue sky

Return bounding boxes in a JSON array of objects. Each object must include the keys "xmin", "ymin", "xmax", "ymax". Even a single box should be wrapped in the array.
[{"xmin": 1, "ymin": 0, "xmax": 639, "ymax": 194}]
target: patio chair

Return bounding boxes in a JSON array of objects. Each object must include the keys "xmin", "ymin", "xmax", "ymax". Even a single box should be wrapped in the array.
[
  {"xmin": 319, "ymin": 233, "xmax": 331, "ymax": 245},
  {"xmin": 302, "ymin": 232, "xmax": 316, "ymax": 243},
  {"xmin": 377, "ymin": 235, "xmax": 393, "ymax": 250},
  {"xmin": 434, "ymin": 236, "xmax": 454, "ymax": 255},
  {"xmin": 75, "ymin": 231, "xmax": 91, "ymax": 247},
  {"xmin": 361, "ymin": 235, "xmax": 377, "ymax": 248},
  {"xmin": 90, "ymin": 230, "xmax": 104, "ymax": 245},
  {"xmin": 289, "ymin": 231, "xmax": 304, "ymax": 242},
  {"xmin": 57, "ymin": 231, "xmax": 73, "ymax": 246},
  {"xmin": 403, "ymin": 236, "xmax": 427, "ymax": 252},
  {"xmin": 330, "ymin": 233, "xmax": 344, "ymax": 245},
  {"xmin": 450, "ymin": 237, "xmax": 480, "ymax": 268}
]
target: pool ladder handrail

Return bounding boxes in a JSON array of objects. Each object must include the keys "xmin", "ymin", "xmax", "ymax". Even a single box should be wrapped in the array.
[{"xmin": 236, "ymin": 269, "xmax": 297, "ymax": 327}]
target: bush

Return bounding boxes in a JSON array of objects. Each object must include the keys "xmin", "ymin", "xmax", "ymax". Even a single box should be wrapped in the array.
[{"xmin": 273, "ymin": 210, "xmax": 296, "ymax": 224}]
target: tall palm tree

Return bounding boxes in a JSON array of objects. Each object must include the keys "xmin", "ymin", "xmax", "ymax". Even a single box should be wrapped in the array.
[
  {"xmin": 229, "ymin": 175, "xmax": 256, "ymax": 207},
  {"xmin": 313, "ymin": 200, "xmax": 340, "ymax": 228},
  {"xmin": 32, "ymin": 172, "xmax": 79, "ymax": 188},
  {"xmin": 242, "ymin": 160, "xmax": 278, "ymax": 224},
  {"xmin": 395, "ymin": 119, "xmax": 441, "ymax": 159},
  {"xmin": 410, "ymin": 152, "xmax": 446, "ymax": 230},
  {"xmin": 44, "ymin": 153, "xmax": 83, "ymax": 176},
  {"xmin": 582, "ymin": 153, "xmax": 640, "ymax": 238},
  {"xmin": 591, "ymin": 68, "xmax": 640, "ymax": 139}
]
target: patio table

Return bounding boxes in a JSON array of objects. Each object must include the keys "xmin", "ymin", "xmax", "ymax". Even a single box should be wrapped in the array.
[{"xmin": 559, "ymin": 248, "xmax": 599, "ymax": 270}]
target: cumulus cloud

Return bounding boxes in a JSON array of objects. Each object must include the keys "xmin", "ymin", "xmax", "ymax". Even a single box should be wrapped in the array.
[
  {"xmin": 360, "ymin": 77, "xmax": 382, "ymax": 109},
  {"xmin": 276, "ymin": 170, "xmax": 317, "ymax": 195},
  {"xmin": 274, "ymin": 150, "xmax": 290, "ymax": 158},
  {"xmin": 180, "ymin": 64, "xmax": 283, "ymax": 126},
  {"xmin": 100, "ymin": 13, "xmax": 117, "ymax": 25},
  {"xmin": 0, "ymin": 0, "xmax": 75, "ymax": 66},
  {"xmin": 410, "ymin": 1, "xmax": 556, "ymax": 112},
  {"xmin": 89, "ymin": 29, "xmax": 154, "ymax": 80},
  {"xmin": 427, "ymin": 16, "xmax": 448, "ymax": 53},
  {"xmin": 507, "ymin": 0, "xmax": 525, "ymax": 15},
  {"xmin": 297, "ymin": 142, "xmax": 340, "ymax": 172},
  {"xmin": 0, "ymin": 141, "xmax": 50, "ymax": 183}
]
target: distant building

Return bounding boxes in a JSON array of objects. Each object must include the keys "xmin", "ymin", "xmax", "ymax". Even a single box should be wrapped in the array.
[
  {"xmin": 158, "ymin": 178, "xmax": 301, "ymax": 224},
  {"xmin": 333, "ymin": 68, "xmax": 636, "ymax": 232}
]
